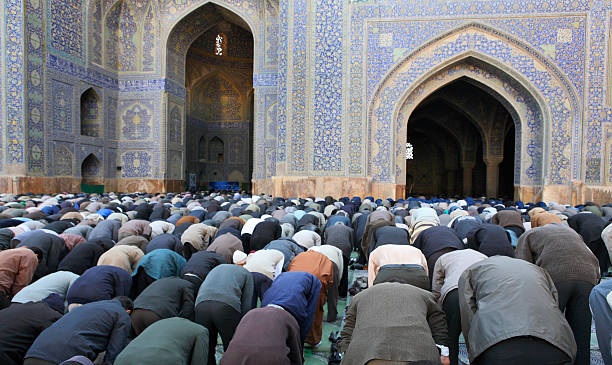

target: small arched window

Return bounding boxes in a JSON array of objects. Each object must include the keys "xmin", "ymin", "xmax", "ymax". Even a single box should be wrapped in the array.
[
  {"xmin": 215, "ymin": 33, "xmax": 227, "ymax": 56},
  {"xmin": 81, "ymin": 88, "xmax": 101, "ymax": 137}
]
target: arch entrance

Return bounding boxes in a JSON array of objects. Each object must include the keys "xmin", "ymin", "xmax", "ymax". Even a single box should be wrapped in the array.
[
  {"xmin": 165, "ymin": 2, "xmax": 255, "ymax": 192},
  {"xmin": 368, "ymin": 23, "xmax": 581, "ymax": 202},
  {"xmin": 406, "ymin": 78, "xmax": 515, "ymax": 199}
]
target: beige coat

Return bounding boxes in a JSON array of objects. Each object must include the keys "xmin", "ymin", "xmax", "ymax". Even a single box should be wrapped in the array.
[
  {"xmin": 97, "ymin": 245, "xmax": 144, "ymax": 273},
  {"xmin": 180, "ymin": 223, "xmax": 218, "ymax": 251}
]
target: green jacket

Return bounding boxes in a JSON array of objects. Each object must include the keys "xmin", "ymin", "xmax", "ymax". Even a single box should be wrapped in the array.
[{"xmin": 114, "ymin": 318, "xmax": 208, "ymax": 365}]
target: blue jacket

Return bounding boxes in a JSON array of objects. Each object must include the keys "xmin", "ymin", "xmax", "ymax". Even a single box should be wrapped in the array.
[
  {"xmin": 67, "ymin": 265, "xmax": 132, "ymax": 305},
  {"xmin": 132, "ymin": 249, "xmax": 186, "ymax": 280},
  {"xmin": 25, "ymin": 299, "xmax": 131, "ymax": 364},
  {"xmin": 262, "ymin": 271, "xmax": 321, "ymax": 342}
]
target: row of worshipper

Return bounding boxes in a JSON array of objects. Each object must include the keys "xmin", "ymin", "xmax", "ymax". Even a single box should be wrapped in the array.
[
  {"xmin": 0, "ymin": 191, "xmax": 363, "ymax": 365},
  {"xmin": 0, "ymin": 191, "xmax": 609, "ymax": 364}
]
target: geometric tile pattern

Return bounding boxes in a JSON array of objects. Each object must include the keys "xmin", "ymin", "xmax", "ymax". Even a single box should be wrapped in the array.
[
  {"xmin": 52, "ymin": 80, "xmax": 73, "ymax": 133},
  {"xmin": 2, "ymin": 0, "xmax": 611, "ymax": 189},
  {"xmin": 26, "ymin": 0, "xmax": 46, "ymax": 174},
  {"xmin": 369, "ymin": 24, "xmax": 579, "ymax": 185},
  {"xmin": 5, "ymin": 0, "xmax": 25, "ymax": 164},
  {"xmin": 311, "ymin": 0, "xmax": 343, "ymax": 172},
  {"xmin": 48, "ymin": 0, "xmax": 84, "ymax": 64}
]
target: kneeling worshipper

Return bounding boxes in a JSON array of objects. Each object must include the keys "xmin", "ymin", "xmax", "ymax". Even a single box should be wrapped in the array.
[
  {"xmin": 96, "ymin": 244, "xmax": 144, "ymax": 274},
  {"xmin": 288, "ymin": 250, "xmax": 334, "ymax": 346},
  {"xmin": 24, "ymin": 297, "xmax": 133, "ymax": 365},
  {"xmin": 12, "ymin": 270, "xmax": 79, "ymax": 304},
  {"xmin": 180, "ymin": 250, "xmax": 226, "ymax": 291},
  {"xmin": 516, "ymin": 223, "xmax": 600, "ymax": 365},
  {"xmin": 15, "ymin": 231, "xmax": 65, "ymax": 280},
  {"xmin": 130, "ymin": 248, "xmax": 186, "ymax": 298},
  {"xmin": 117, "ymin": 219, "xmax": 152, "ymax": 241},
  {"xmin": 221, "ymin": 306, "xmax": 303, "ymax": 365},
  {"xmin": 0, "ymin": 246, "xmax": 41, "ymax": 308},
  {"xmin": 465, "ymin": 224, "xmax": 515, "ymax": 257},
  {"xmin": 431, "ymin": 249, "xmax": 487, "ymax": 365},
  {"xmin": 195, "ymin": 264, "xmax": 254, "ymax": 365},
  {"xmin": 115, "ymin": 318, "xmax": 209, "ymax": 365},
  {"xmin": 262, "ymin": 271, "xmax": 321, "ymax": 346},
  {"xmin": 338, "ymin": 280, "xmax": 449, "ymax": 364},
  {"xmin": 0, "ymin": 299, "xmax": 63, "ymax": 365},
  {"xmin": 57, "ymin": 238, "xmax": 114, "ymax": 275},
  {"xmin": 412, "ymin": 226, "xmax": 464, "ymax": 281},
  {"xmin": 66, "ymin": 265, "xmax": 132, "ymax": 311},
  {"xmin": 458, "ymin": 256, "xmax": 576, "ymax": 365},
  {"xmin": 131, "ymin": 276, "xmax": 195, "ymax": 336}
]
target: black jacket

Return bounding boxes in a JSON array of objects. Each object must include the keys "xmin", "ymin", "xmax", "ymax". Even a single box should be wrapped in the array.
[
  {"xmin": 250, "ymin": 221, "xmax": 282, "ymax": 251},
  {"xmin": 181, "ymin": 251, "xmax": 226, "ymax": 281},
  {"xmin": 57, "ymin": 239, "xmax": 114, "ymax": 275},
  {"xmin": 134, "ymin": 277, "xmax": 195, "ymax": 320},
  {"xmin": 146, "ymin": 234, "xmax": 183, "ymax": 255},
  {"xmin": 25, "ymin": 299, "xmax": 131, "ymax": 364},
  {"xmin": 0, "ymin": 302, "xmax": 62, "ymax": 365},
  {"xmin": 149, "ymin": 205, "xmax": 170, "ymax": 222},
  {"xmin": 43, "ymin": 221, "xmax": 74, "ymax": 234},
  {"xmin": 373, "ymin": 226, "xmax": 410, "ymax": 249},
  {"xmin": 466, "ymin": 224, "xmax": 515, "ymax": 258},
  {"xmin": 413, "ymin": 226, "xmax": 464, "ymax": 259}
]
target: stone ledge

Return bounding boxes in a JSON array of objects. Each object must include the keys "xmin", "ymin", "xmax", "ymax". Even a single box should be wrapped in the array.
[{"xmin": 0, "ymin": 177, "xmax": 184, "ymax": 194}]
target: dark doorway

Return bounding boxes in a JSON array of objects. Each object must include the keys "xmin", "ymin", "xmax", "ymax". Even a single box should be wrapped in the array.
[
  {"xmin": 406, "ymin": 78, "xmax": 515, "ymax": 198},
  {"xmin": 184, "ymin": 4, "xmax": 254, "ymax": 191}
]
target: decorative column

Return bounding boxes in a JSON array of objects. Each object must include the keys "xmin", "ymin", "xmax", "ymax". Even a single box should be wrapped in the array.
[
  {"xmin": 462, "ymin": 161, "xmax": 475, "ymax": 196},
  {"xmin": 484, "ymin": 157, "xmax": 503, "ymax": 198}
]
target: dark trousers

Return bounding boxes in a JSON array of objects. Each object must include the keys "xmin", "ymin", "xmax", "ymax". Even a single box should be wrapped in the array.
[
  {"xmin": 442, "ymin": 289, "xmax": 461, "ymax": 365},
  {"xmin": 326, "ymin": 262, "xmax": 340, "ymax": 322},
  {"xmin": 475, "ymin": 336, "xmax": 572, "ymax": 365},
  {"xmin": 373, "ymin": 264, "xmax": 430, "ymax": 291},
  {"xmin": 339, "ymin": 255, "xmax": 349, "ymax": 297},
  {"xmin": 555, "ymin": 280, "xmax": 594, "ymax": 365},
  {"xmin": 587, "ymin": 239, "xmax": 611, "ymax": 275},
  {"xmin": 23, "ymin": 359, "xmax": 57, "ymax": 365},
  {"xmin": 130, "ymin": 270, "xmax": 156, "ymax": 299},
  {"xmin": 131, "ymin": 308, "xmax": 162, "ymax": 337},
  {"xmin": 195, "ymin": 300, "xmax": 242, "ymax": 365}
]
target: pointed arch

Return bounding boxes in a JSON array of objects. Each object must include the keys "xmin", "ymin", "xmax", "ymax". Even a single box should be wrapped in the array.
[
  {"xmin": 367, "ymin": 22, "xmax": 581, "ymax": 199},
  {"xmin": 81, "ymin": 153, "xmax": 101, "ymax": 178},
  {"xmin": 80, "ymin": 88, "xmax": 101, "ymax": 137}
]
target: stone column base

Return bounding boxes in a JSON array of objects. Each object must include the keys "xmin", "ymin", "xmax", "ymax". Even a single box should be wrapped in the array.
[{"xmin": 0, "ymin": 176, "xmax": 185, "ymax": 194}]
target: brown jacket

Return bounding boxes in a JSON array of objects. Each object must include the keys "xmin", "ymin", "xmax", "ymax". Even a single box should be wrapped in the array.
[
  {"xmin": 207, "ymin": 233, "xmax": 244, "ymax": 264},
  {"xmin": 118, "ymin": 220, "xmax": 152, "ymax": 240},
  {"xmin": 0, "ymin": 247, "xmax": 39, "ymax": 297},
  {"xmin": 339, "ymin": 282, "xmax": 448, "ymax": 364},
  {"xmin": 180, "ymin": 224, "xmax": 218, "ymax": 251},
  {"xmin": 175, "ymin": 215, "xmax": 200, "ymax": 227}
]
